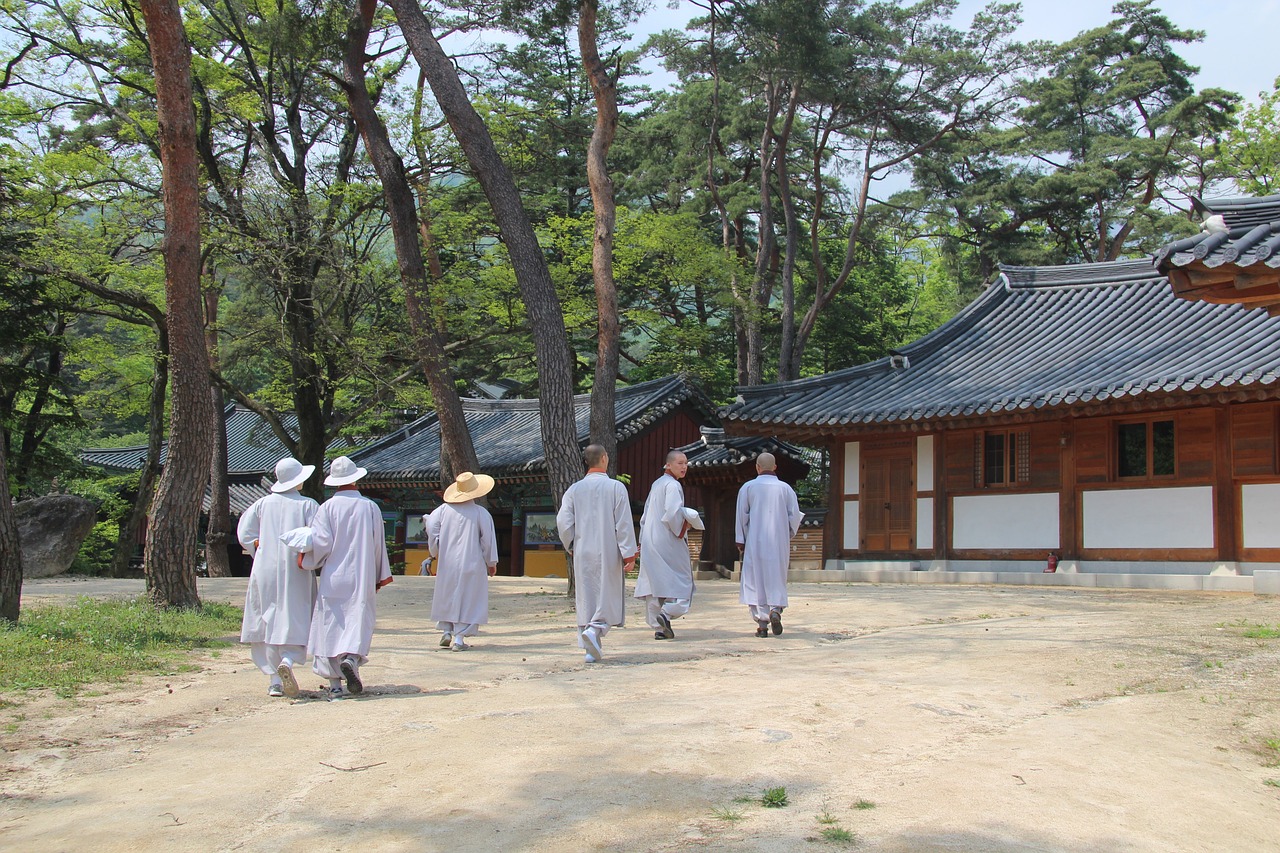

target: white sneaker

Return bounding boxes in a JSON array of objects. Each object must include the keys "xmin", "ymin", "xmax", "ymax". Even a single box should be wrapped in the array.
[
  {"xmin": 581, "ymin": 627, "xmax": 603, "ymax": 660},
  {"xmin": 268, "ymin": 683, "xmax": 284, "ymax": 697},
  {"xmin": 276, "ymin": 662, "xmax": 299, "ymax": 698},
  {"xmin": 584, "ymin": 652, "xmax": 599, "ymax": 663}
]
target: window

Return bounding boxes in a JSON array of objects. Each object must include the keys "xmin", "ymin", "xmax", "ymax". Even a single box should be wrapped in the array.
[
  {"xmin": 1116, "ymin": 418, "xmax": 1175, "ymax": 479},
  {"xmin": 977, "ymin": 429, "xmax": 1030, "ymax": 486}
]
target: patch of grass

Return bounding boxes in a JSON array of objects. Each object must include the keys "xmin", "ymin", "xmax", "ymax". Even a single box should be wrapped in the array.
[
  {"xmin": 0, "ymin": 596, "xmax": 242, "ymax": 699},
  {"xmin": 1243, "ymin": 624, "xmax": 1280, "ymax": 639},
  {"xmin": 1264, "ymin": 778, "xmax": 1280, "ymax": 788},
  {"xmin": 816, "ymin": 809, "xmax": 838, "ymax": 825},
  {"xmin": 761, "ymin": 786, "xmax": 789, "ymax": 808},
  {"xmin": 732, "ymin": 794, "xmax": 757, "ymax": 804},
  {"xmin": 710, "ymin": 806, "xmax": 744, "ymax": 822},
  {"xmin": 820, "ymin": 826, "xmax": 857, "ymax": 843},
  {"xmin": 1203, "ymin": 660, "xmax": 1224, "ymax": 669},
  {"xmin": 977, "ymin": 613, "xmax": 993, "ymax": 619},
  {"xmin": 852, "ymin": 799, "xmax": 876, "ymax": 810}
]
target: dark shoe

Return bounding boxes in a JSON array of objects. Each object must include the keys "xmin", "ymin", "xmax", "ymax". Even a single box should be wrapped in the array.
[
  {"xmin": 770, "ymin": 610, "xmax": 783, "ymax": 636},
  {"xmin": 755, "ymin": 624, "xmax": 769, "ymax": 638},
  {"xmin": 339, "ymin": 657, "xmax": 363, "ymax": 695},
  {"xmin": 656, "ymin": 611, "xmax": 675, "ymax": 640},
  {"xmin": 439, "ymin": 632, "xmax": 452, "ymax": 648},
  {"xmin": 654, "ymin": 631, "xmax": 667, "ymax": 640}
]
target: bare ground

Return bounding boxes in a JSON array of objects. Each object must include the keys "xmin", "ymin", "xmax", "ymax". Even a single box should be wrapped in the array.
[{"xmin": 2, "ymin": 576, "xmax": 1278, "ymax": 852}]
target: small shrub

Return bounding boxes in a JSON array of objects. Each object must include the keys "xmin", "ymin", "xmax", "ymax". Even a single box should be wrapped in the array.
[
  {"xmin": 821, "ymin": 826, "xmax": 856, "ymax": 843},
  {"xmin": 853, "ymin": 799, "xmax": 876, "ymax": 810},
  {"xmin": 761, "ymin": 787, "xmax": 788, "ymax": 808}
]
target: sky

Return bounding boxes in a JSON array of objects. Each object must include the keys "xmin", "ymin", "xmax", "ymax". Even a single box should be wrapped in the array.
[{"xmin": 629, "ymin": 0, "xmax": 1280, "ymax": 104}]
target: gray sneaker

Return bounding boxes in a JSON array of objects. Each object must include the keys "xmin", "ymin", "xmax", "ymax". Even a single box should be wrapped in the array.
[
  {"xmin": 268, "ymin": 683, "xmax": 284, "ymax": 697},
  {"xmin": 339, "ymin": 657, "xmax": 363, "ymax": 695},
  {"xmin": 439, "ymin": 632, "xmax": 452, "ymax": 648},
  {"xmin": 656, "ymin": 611, "xmax": 675, "ymax": 640}
]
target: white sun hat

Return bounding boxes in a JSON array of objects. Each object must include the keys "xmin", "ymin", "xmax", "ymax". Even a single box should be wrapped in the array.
[
  {"xmin": 682, "ymin": 507, "xmax": 705, "ymax": 530},
  {"xmin": 443, "ymin": 471, "xmax": 495, "ymax": 504},
  {"xmin": 270, "ymin": 457, "xmax": 315, "ymax": 493},
  {"xmin": 324, "ymin": 455, "xmax": 368, "ymax": 486}
]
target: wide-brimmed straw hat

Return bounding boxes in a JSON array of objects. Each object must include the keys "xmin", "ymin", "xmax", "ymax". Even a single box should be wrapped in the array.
[
  {"xmin": 324, "ymin": 456, "xmax": 368, "ymax": 486},
  {"xmin": 682, "ymin": 507, "xmax": 705, "ymax": 530},
  {"xmin": 443, "ymin": 471, "xmax": 495, "ymax": 504},
  {"xmin": 271, "ymin": 457, "xmax": 315, "ymax": 493}
]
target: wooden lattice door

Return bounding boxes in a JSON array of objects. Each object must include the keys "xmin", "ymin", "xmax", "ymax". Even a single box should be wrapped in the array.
[{"xmin": 861, "ymin": 442, "xmax": 915, "ymax": 552}]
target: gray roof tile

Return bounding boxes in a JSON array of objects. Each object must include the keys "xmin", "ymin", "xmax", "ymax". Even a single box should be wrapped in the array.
[{"xmin": 722, "ymin": 258, "xmax": 1280, "ymax": 431}]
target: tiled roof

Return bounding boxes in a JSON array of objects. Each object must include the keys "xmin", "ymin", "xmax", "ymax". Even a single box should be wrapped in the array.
[
  {"xmin": 679, "ymin": 427, "xmax": 813, "ymax": 475},
  {"xmin": 80, "ymin": 406, "xmax": 338, "ymax": 476},
  {"xmin": 721, "ymin": 258, "xmax": 1280, "ymax": 434},
  {"xmin": 355, "ymin": 374, "xmax": 718, "ymax": 483},
  {"xmin": 203, "ymin": 479, "xmax": 272, "ymax": 516},
  {"xmin": 1154, "ymin": 194, "xmax": 1280, "ymax": 274}
]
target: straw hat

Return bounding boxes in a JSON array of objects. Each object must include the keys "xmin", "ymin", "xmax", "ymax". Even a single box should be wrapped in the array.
[
  {"xmin": 443, "ymin": 471, "xmax": 495, "ymax": 504},
  {"xmin": 271, "ymin": 457, "xmax": 315, "ymax": 493},
  {"xmin": 324, "ymin": 456, "xmax": 368, "ymax": 486},
  {"xmin": 682, "ymin": 507, "xmax": 705, "ymax": 530}
]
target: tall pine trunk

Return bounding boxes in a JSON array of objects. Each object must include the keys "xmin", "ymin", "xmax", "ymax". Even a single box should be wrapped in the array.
[
  {"xmin": 139, "ymin": 0, "xmax": 215, "ymax": 609},
  {"xmin": 342, "ymin": 0, "xmax": 478, "ymax": 482},
  {"xmin": 388, "ymin": 0, "xmax": 582, "ymax": 567},
  {"xmin": 579, "ymin": 0, "xmax": 621, "ymax": 468},
  {"xmin": 0, "ymin": 439, "xmax": 22, "ymax": 623}
]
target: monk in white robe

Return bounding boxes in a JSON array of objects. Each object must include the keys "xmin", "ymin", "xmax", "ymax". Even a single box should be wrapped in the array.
[
  {"xmin": 556, "ymin": 444, "xmax": 637, "ymax": 663},
  {"xmin": 635, "ymin": 450, "xmax": 695, "ymax": 640},
  {"xmin": 429, "ymin": 472, "xmax": 499, "ymax": 651},
  {"xmin": 735, "ymin": 452, "xmax": 803, "ymax": 637},
  {"xmin": 238, "ymin": 457, "xmax": 317, "ymax": 698},
  {"xmin": 301, "ymin": 456, "xmax": 392, "ymax": 697}
]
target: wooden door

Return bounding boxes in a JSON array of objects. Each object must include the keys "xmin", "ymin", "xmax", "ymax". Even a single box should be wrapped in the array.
[{"xmin": 861, "ymin": 443, "xmax": 915, "ymax": 552}]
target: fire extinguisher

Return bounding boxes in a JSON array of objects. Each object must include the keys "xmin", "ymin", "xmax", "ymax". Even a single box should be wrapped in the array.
[{"xmin": 1045, "ymin": 552, "xmax": 1058, "ymax": 573}]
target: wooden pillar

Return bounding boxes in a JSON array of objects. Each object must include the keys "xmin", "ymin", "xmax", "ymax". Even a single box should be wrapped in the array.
[
  {"xmin": 824, "ymin": 440, "xmax": 844, "ymax": 567},
  {"xmin": 1060, "ymin": 417, "xmax": 1079, "ymax": 559},
  {"xmin": 933, "ymin": 431, "xmax": 948, "ymax": 561},
  {"xmin": 1214, "ymin": 405, "xmax": 1240, "ymax": 562}
]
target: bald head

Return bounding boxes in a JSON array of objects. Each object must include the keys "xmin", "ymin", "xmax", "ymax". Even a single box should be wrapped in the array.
[
  {"xmin": 583, "ymin": 443, "xmax": 608, "ymax": 470},
  {"xmin": 756, "ymin": 452, "xmax": 777, "ymax": 473}
]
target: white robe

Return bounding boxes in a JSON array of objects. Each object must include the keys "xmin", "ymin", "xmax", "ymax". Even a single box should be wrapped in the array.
[
  {"xmin": 635, "ymin": 473, "xmax": 695, "ymax": 601},
  {"xmin": 237, "ymin": 491, "xmax": 318, "ymax": 649},
  {"xmin": 557, "ymin": 472, "xmax": 636, "ymax": 630},
  {"xmin": 428, "ymin": 501, "xmax": 497, "ymax": 628},
  {"xmin": 301, "ymin": 490, "xmax": 392, "ymax": 667},
  {"xmin": 735, "ymin": 473, "xmax": 803, "ymax": 610}
]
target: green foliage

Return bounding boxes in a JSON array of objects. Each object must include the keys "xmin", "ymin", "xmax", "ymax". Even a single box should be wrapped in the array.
[
  {"xmin": 1242, "ymin": 624, "xmax": 1280, "ymax": 640},
  {"xmin": 820, "ymin": 826, "xmax": 856, "ymax": 843},
  {"xmin": 760, "ymin": 786, "xmax": 789, "ymax": 808},
  {"xmin": 1221, "ymin": 78, "xmax": 1280, "ymax": 195},
  {"xmin": 0, "ymin": 597, "xmax": 242, "ymax": 699}
]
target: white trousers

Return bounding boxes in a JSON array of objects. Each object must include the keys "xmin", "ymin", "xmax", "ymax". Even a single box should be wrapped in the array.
[
  {"xmin": 437, "ymin": 621, "xmax": 478, "ymax": 637},
  {"xmin": 642, "ymin": 596, "xmax": 691, "ymax": 629},
  {"xmin": 249, "ymin": 643, "xmax": 306, "ymax": 680},
  {"xmin": 749, "ymin": 604, "xmax": 784, "ymax": 622}
]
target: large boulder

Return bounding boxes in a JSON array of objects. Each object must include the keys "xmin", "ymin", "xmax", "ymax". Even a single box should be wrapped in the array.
[{"xmin": 15, "ymin": 495, "xmax": 97, "ymax": 579}]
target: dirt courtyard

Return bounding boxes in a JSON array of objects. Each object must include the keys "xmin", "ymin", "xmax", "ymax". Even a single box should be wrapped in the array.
[{"xmin": 2, "ymin": 576, "xmax": 1278, "ymax": 852}]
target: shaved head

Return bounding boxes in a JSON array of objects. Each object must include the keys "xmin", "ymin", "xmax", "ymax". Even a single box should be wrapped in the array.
[
  {"xmin": 756, "ymin": 452, "xmax": 777, "ymax": 472},
  {"xmin": 583, "ymin": 443, "xmax": 608, "ymax": 469}
]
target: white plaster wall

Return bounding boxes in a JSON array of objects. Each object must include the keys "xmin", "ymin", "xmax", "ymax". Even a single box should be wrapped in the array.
[
  {"xmin": 843, "ymin": 441, "xmax": 860, "ymax": 496},
  {"xmin": 1241, "ymin": 483, "xmax": 1280, "ymax": 548},
  {"xmin": 917, "ymin": 436, "xmax": 934, "ymax": 492},
  {"xmin": 1082, "ymin": 486, "xmax": 1213, "ymax": 550},
  {"xmin": 953, "ymin": 492, "xmax": 1059, "ymax": 550},
  {"xmin": 917, "ymin": 497, "xmax": 934, "ymax": 550},
  {"xmin": 843, "ymin": 499, "xmax": 859, "ymax": 550}
]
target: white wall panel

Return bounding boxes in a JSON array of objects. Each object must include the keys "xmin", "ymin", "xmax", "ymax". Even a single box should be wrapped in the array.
[
  {"xmin": 1242, "ymin": 483, "xmax": 1280, "ymax": 548},
  {"xmin": 917, "ymin": 436, "xmax": 934, "ymax": 492},
  {"xmin": 917, "ymin": 497, "xmax": 934, "ymax": 550},
  {"xmin": 953, "ymin": 492, "xmax": 1059, "ymax": 550},
  {"xmin": 843, "ymin": 499, "xmax": 859, "ymax": 550},
  {"xmin": 843, "ymin": 441, "xmax": 860, "ymax": 496},
  {"xmin": 1082, "ymin": 486, "xmax": 1213, "ymax": 550}
]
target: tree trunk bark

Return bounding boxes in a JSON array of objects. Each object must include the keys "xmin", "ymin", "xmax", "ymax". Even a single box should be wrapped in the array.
[
  {"xmin": 203, "ymin": 279, "xmax": 233, "ymax": 578},
  {"xmin": 747, "ymin": 80, "xmax": 782, "ymax": 386},
  {"xmin": 579, "ymin": 0, "xmax": 621, "ymax": 469},
  {"xmin": 139, "ymin": 0, "xmax": 215, "ymax": 609},
  {"xmin": 774, "ymin": 86, "xmax": 802, "ymax": 382},
  {"xmin": 342, "ymin": 0, "xmax": 479, "ymax": 484},
  {"xmin": 0, "ymin": 438, "xmax": 22, "ymax": 623},
  {"xmin": 111, "ymin": 326, "xmax": 169, "ymax": 578},
  {"xmin": 388, "ymin": 0, "xmax": 581, "ymax": 533}
]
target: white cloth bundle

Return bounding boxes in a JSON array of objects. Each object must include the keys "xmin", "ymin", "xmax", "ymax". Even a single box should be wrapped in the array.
[{"xmin": 279, "ymin": 526, "xmax": 314, "ymax": 553}]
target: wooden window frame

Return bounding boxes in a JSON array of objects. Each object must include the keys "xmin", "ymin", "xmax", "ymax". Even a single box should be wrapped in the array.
[
  {"xmin": 1114, "ymin": 415, "xmax": 1177, "ymax": 482},
  {"xmin": 978, "ymin": 428, "xmax": 1030, "ymax": 488}
]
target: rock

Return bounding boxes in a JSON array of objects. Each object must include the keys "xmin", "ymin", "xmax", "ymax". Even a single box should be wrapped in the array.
[{"xmin": 15, "ymin": 495, "xmax": 97, "ymax": 578}]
